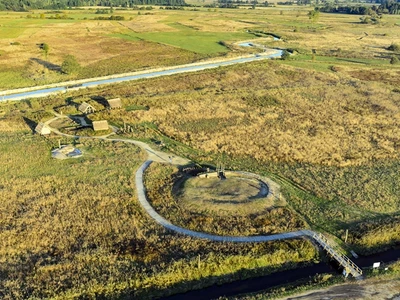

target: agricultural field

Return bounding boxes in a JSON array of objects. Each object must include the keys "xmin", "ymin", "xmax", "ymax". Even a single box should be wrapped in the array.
[{"xmin": 0, "ymin": 3, "xmax": 400, "ymax": 299}]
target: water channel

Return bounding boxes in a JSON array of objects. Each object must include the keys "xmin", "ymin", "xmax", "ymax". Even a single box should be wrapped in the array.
[
  {"xmin": 163, "ymin": 247, "xmax": 400, "ymax": 299},
  {"xmin": 0, "ymin": 50, "xmax": 282, "ymax": 102}
]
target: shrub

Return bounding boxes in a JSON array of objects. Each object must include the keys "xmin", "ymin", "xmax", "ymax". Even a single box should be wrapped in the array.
[
  {"xmin": 61, "ymin": 54, "xmax": 81, "ymax": 75},
  {"xmin": 281, "ymin": 50, "xmax": 291, "ymax": 60},
  {"xmin": 387, "ymin": 43, "xmax": 399, "ymax": 51},
  {"xmin": 390, "ymin": 55, "xmax": 399, "ymax": 65}
]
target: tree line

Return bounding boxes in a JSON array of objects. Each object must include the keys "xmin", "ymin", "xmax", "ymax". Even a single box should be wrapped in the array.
[
  {"xmin": 320, "ymin": 0, "xmax": 399, "ymax": 15},
  {"xmin": 0, "ymin": 0, "xmax": 187, "ymax": 11}
]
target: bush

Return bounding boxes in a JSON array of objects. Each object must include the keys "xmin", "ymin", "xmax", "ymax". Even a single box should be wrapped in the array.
[
  {"xmin": 61, "ymin": 54, "xmax": 81, "ymax": 75},
  {"xmin": 281, "ymin": 50, "xmax": 291, "ymax": 60},
  {"xmin": 390, "ymin": 55, "xmax": 399, "ymax": 65},
  {"xmin": 387, "ymin": 43, "xmax": 399, "ymax": 52}
]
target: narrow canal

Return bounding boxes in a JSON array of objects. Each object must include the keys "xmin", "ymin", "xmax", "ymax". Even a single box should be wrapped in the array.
[{"xmin": 162, "ymin": 247, "xmax": 400, "ymax": 300}]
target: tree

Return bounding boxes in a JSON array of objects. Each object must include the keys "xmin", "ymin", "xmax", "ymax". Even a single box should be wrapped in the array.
[
  {"xmin": 308, "ymin": 9, "xmax": 320, "ymax": 22},
  {"xmin": 42, "ymin": 43, "xmax": 49, "ymax": 58},
  {"xmin": 61, "ymin": 55, "xmax": 81, "ymax": 74}
]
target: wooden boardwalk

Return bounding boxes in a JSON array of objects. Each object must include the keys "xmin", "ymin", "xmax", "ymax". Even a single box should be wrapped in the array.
[
  {"xmin": 135, "ymin": 160, "xmax": 363, "ymax": 279},
  {"xmin": 46, "ymin": 115, "xmax": 363, "ymax": 279},
  {"xmin": 307, "ymin": 231, "xmax": 363, "ymax": 278}
]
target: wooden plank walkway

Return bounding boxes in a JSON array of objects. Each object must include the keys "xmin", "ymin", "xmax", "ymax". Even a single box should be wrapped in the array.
[
  {"xmin": 135, "ymin": 160, "xmax": 363, "ymax": 279},
  {"xmin": 45, "ymin": 111, "xmax": 364, "ymax": 280},
  {"xmin": 307, "ymin": 231, "xmax": 363, "ymax": 278}
]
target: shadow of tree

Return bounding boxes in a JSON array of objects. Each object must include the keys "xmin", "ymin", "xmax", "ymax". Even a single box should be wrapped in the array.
[
  {"xmin": 30, "ymin": 57, "xmax": 61, "ymax": 71},
  {"xmin": 90, "ymin": 95, "xmax": 108, "ymax": 108},
  {"xmin": 132, "ymin": 261, "xmax": 334, "ymax": 300},
  {"xmin": 52, "ymin": 97, "xmax": 82, "ymax": 114},
  {"xmin": 22, "ymin": 116, "xmax": 37, "ymax": 133}
]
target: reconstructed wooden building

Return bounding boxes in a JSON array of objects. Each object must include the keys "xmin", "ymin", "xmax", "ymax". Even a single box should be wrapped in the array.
[
  {"xmin": 92, "ymin": 120, "xmax": 109, "ymax": 131},
  {"xmin": 35, "ymin": 122, "xmax": 51, "ymax": 135},
  {"xmin": 78, "ymin": 102, "xmax": 95, "ymax": 114},
  {"xmin": 107, "ymin": 98, "xmax": 122, "ymax": 109}
]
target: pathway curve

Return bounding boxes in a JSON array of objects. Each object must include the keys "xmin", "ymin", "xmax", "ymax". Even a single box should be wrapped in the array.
[{"xmin": 45, "ymin": 115, "xmax": 362, "ymax": 279}]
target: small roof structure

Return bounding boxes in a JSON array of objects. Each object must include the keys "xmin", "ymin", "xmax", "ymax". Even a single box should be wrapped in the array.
[
  {"xmin": 35, "ymin": 122, "xmax": 51, "ymax": 135},
  {"xmin": 107, "ymin": 98, "xmax": 122, "ymax": 109},
  {"xmin": 78, "ymin": 102, "xmax": 95, "ymax": 114},
  {"xmin": 92, "ymin": 120, "xmax": 109, "ymax": 131}
]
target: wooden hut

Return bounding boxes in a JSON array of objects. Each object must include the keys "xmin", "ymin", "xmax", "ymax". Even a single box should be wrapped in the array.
[
  {"xmin": 107, "ymin": 98, "xmax": 122, "ymax": 109},
  {"xmin": 78, "ymin": 102, "xmax": 95, "ymax": 114},
  {"xmin": 92, "ymin": 120, "xmax": 109, "ymax": 131},
  {"xmin": 35, "ymin": 122, "xmax": 51, "ymax": 135}
]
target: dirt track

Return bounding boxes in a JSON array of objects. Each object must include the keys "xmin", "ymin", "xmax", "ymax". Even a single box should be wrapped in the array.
[{"xmin": 282, "ymin": 277, "xmax": 400, "ymax": 300}]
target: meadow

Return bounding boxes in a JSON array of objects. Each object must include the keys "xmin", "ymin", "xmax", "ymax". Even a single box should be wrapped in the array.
[
  {"xmin": 45, "ymin": 44, "xmax": 399, "ymax": 255},
  {"xmin": 0, "ymin": 4, "xmax": 399, "ymax": 299},
  {"xmin": 0, "ymin": 128, "xmax": 316, "ymax": 299},
  {"xmin": 0, "ymin": 6, "xmax": 398, "ymax": 89}
]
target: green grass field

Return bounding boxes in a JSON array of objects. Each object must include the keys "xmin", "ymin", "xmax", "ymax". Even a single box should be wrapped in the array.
[{"xmin": 130, "ymin": 22, "xmax": 254, "ymax": 53}]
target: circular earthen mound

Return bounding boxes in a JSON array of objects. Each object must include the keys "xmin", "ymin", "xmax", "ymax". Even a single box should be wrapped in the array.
[{"xmin": 176, "ymin": 173, "xmax": 276, "ymax": 216}]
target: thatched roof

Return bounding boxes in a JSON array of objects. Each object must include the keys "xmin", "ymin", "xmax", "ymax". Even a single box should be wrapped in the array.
[
  {"xmin": 107, "ymin": 98, "xmax": 122, "ymax": 109},
  {"xmin": 78, "ymin": 102, "xmax": 95, "ymax": 114},
  {"xmin": 35, "ymin": 122, "xmax": 51, "ymax": 135},
  {"xmin": 92, "ymin": 120, "xmax": 109, "ymax": 131}
]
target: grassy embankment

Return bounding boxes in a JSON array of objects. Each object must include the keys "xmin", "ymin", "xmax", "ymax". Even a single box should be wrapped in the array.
[{"xmin": 144, "ymin": 163, "xmax": 304, "ymax": 236}]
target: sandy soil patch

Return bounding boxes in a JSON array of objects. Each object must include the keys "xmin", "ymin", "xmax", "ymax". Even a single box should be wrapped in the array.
[{"xmin": 281, "ymin": 278, "xmax": 400, "ymax": 300}]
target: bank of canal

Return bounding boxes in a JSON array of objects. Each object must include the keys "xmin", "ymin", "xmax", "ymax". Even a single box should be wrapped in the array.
[{"xmin": 162, "ymin": 247, "xmax": 400, "ymax": 300}]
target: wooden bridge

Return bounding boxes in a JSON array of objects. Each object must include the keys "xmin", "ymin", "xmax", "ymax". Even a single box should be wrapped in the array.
[{"xmin": 307, "ymin": 231, "xmax": 363, "ymax": 278}]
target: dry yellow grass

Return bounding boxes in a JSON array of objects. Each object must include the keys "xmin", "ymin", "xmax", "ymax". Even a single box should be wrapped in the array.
[
  {"xmin": 177, "ymin": 18, "xmax": 252, "ymax": 32},
  {"xmin": 0, "ymin": 125, "xmax": 316, "ymax": 299},
  {"xmin": 177, "ymin": 173, "xmax": 283, "ymax": 216},
  {"xmin": 145, "ymin": 163, "xmax": 306, "ymax": 236},
  {"xmin": 123, "ymin": 15, "xmax": 177, "ymax": 32},
  {"xmin": 124, "ymin": 64, "xmax": 399, "ymax": 166},
  {"xmin": 4, "ymin": 21, "xmax": 177, "ymax": 68}
]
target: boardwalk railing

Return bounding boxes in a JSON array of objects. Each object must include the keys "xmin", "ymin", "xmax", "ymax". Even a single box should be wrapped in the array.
[
  {"xmin": 136, "ymin": 161, "xmax": 364, "ymax": 279},
  {"xmin": 308, "ymin": 231, "xmax": 363, "ymax": 278}
]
